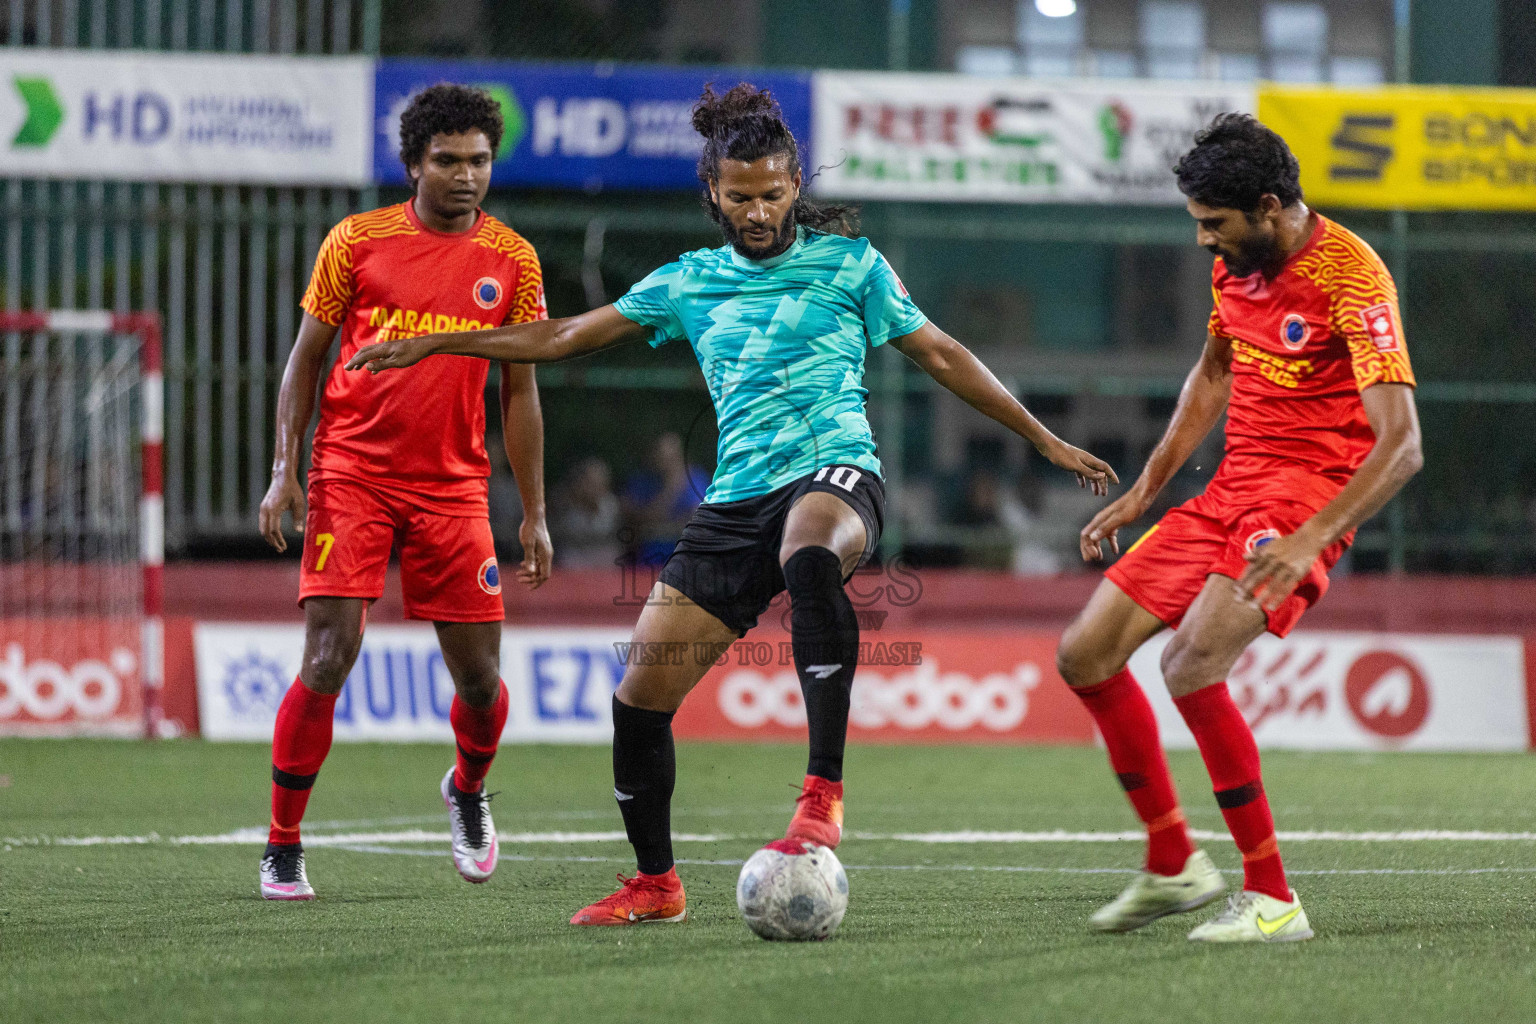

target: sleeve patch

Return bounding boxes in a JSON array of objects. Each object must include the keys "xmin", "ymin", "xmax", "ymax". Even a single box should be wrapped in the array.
[{"xmin": 1361, "ymin": 302, "xmax": 1401, "ymax": 353}]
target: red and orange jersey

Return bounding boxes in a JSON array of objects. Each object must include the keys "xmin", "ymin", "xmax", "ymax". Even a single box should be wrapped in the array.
[
  {"xmin": 1206, "ymin": 214, "xmax": 1415, "ymax": 510},
  {"xmin": 299, "ymin": 202, "xmax": 546, "ymax": 514}
]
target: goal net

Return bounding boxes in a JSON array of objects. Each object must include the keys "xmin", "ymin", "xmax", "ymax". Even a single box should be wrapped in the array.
[{"xmin": 0, "ymin": 311, "xmax": 164, "ymax": 738}]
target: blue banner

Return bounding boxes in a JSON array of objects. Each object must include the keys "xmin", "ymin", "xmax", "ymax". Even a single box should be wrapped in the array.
[{"xmin": 373, "ymin": 59, "xmax": 812, "ymax": 190}]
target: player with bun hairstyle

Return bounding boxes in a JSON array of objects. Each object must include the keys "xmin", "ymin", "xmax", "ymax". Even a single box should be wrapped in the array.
[{"xmin": 348, "ymin": 82, "xmax": 1118, "ymax": 926}]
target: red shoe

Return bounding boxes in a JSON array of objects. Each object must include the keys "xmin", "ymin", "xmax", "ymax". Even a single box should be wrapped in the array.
[
  {"xmin": 569, "ymin": 869, "xmax": 687, "ymax": 926},
  {"xmin": 786, "ymin": 775, "xmax": 844, "ymax": 849}
]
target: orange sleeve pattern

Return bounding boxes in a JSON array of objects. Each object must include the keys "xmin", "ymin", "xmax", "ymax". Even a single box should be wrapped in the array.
[
  {"xmin": 300, "ymin": 219, "xmax": 357, "ymax": 327},
  {"xmin": 1206, "ymin": 283, "xmax": 1227, "ymax": 338},
  {"xmin": 1291, "ymin": 222, "xmax": 1416, "ymax": 392},
  {"xmin": 474, "ymin": 218, "xmax": 548, "ymax": 325}
]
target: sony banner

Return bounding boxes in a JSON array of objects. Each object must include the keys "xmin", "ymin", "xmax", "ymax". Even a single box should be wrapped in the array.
[
  {"xmin": 0, "ymin": 49, "xmax": 372, "ymax": 184},
  {"xmin": 1128, "ymin": 630, "xmax": 1530, "ymax": 751},
  {"xmin": 373, "ymin": 59, "xmax": 811, "ymax": 190},
  {"xmin": 196, "ymin": 623, "xmax": 628, "ymax": 742},
  {"xmin": 810, "ymin": 72, "xmax": 1253, "ymax": 204}
]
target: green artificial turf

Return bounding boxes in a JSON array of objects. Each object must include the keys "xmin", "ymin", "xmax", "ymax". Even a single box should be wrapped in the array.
[{"xmin": 2, "ymin": 740, "xmax": 1533, "ymax": 1023}]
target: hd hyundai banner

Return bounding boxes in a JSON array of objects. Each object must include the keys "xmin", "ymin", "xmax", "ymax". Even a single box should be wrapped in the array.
[
  {"xmin": 0, "ymin": 50, "xmax": 372, "ymax": 184},
  {"xmin": 189, "ymin": 624, "xmax": 1533, "ymax": 750},
  {"xmin": 372, "ymin": 60, "xmax": 811, "ymax": 191},
  {"xmin": 810, "ymin": 72, "xmax": 1254, "ymax": 205}
]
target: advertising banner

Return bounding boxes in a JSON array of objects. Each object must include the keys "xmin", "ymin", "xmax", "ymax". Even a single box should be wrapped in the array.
[
  {"xmin": 810, "ymin": 72, "xmax": 1253, "ymax": 204},
  {"xmin": 0, "ymin": 619, "xmax": 144, "ymax": 737},
  {"xmin": 671, "ymin": 629, "xmax": 1094, "ymax": 745},
  {"xmin": 195, "ymin": 623, "xmax": 628, "ymax": 742},
  {"xmin": 0, "ymin": 50, "xmax": 372, "ymax": 184},
  {"xmin": 1259, "ymin": 85, "xmax": 1536, "ymax": 211},
  {"xmin": 1129, "ymin": 631, "xmax": 1530, "ymax": 751},
  {"xmin": 373, "ymin": 60, "xmax": 812, "ymax": 190}
]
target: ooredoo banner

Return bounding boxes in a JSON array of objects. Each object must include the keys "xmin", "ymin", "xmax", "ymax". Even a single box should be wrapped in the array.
[
  {"xmin": 0, "ymin": 49, "xmax": 373, "ymax": 184},
  {"xmin": 373, "ymin": 59, "xmax": 811, "ymax": 190},
  {"xmin": 196, "ymin": 623, "xmax": 628, "ymax": 742},
  {"xmin": 671, "ymin": 630, "xmax": 1094, "ymax": 745},
  {"xmin": 1128, "ymin": 630, "xmax": 1530, "ymax": 751},
  {"xmin": 810, "ymin": 72, "xmax": 1253, "ymax": 204},
  {"xmin": 0, "ymin": 619, "xmax": 145, "ymax": 737}
]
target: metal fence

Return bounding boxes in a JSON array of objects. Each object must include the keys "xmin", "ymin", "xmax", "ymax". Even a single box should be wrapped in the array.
[{"xmin": 3, "ymin": 0, "xmax": 379, "ymax": 550}]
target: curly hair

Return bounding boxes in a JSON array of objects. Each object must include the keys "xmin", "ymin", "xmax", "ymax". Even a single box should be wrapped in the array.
[
  {"xmin": 398, "ymin": 83, "xmax": 504, "ymax": 188},
  {"xmin": 693, "ymin": 82, "xmax": 858, "ymax": 237},
  {"xmin": 1174, "ymin": 112, "xmax": 1303, "ymax": 213}
]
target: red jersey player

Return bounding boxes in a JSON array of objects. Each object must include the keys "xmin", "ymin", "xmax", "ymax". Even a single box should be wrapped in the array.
[
  {"xmin": 254, "ymin": 85, "xmax": 552, "ymax": 900},
  {"xmin": 1056, "ymin": 114, "xmax": 1422, "ymax": 942}
]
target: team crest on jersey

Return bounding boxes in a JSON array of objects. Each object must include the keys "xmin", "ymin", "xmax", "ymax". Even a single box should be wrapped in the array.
[
  {"xmin": 476, "ymin": 557, "xmax": 502, "ymax": 595},
  {"xmin": 1279, "ymin": 313, "xmax": 1311, "ymax": 350},
  {"xmin": 472, "ymin": 277, "xmax": 504, "ymax": 310},
  {"xmin": 1244, "ymin": 528, "xmax": 1281, "ymax": 554},
  {"xmin": 1361, "ymin": 302, "xmax": 1400, "ymax": 352}
]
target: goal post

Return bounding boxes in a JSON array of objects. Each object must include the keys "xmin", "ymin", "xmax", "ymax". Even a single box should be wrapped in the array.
[{"xmin": 0, "ymin": 310, "xmax": 166, "ymax": 739}]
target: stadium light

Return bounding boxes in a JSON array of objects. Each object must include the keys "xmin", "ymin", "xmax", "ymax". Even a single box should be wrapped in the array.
[{"xmin": 1035, "ymin": 0, "xmax": 1078, "ymax": 16}]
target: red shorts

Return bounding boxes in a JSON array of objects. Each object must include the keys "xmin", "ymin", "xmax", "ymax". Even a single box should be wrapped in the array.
[
  {"xmin": 299, "ymin": 477, "xmax": 504, "ymax": 623},
  {"xmin": 1104, "ymin": 492, "xmax": 1347, "ymax": 638}
]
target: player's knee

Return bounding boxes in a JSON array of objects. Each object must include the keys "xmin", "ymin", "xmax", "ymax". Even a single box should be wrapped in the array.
[
  {"xmin": 302, "ymin": 634, "xmax": 361, "ymax": 694},
  {"xmin": 1160, "ymin": 637, "xmax": 1217, "ymax": 697},
  {"xmin": 1055, "ymin": 622, "xmax": 1105, "ymax": 689},
  {"xmin": 449, "ymin": 657, "xmax": 501, "ymax": 709}
]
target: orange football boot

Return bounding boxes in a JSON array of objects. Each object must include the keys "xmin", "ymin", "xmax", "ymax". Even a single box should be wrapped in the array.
[
  {"xmin": 785, "ymin": 775, "xmax": 844, "ymax": 849},
  {"xmin": 568, "ymin": 868, "xmax": 687, "ymax": 926}
]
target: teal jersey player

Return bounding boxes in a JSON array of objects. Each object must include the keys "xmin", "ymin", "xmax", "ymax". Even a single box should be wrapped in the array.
[
  {"xmin": 348, "ymin": 82, "xmax": 1116, "ymax": 930},
  {"xmin": 614, "ymin": 226, "xmax": 926, "ymax": 503}
]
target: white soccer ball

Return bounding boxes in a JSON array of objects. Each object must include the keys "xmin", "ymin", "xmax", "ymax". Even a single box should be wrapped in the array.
[{"xmin": 736, "ymin": 839, "xmax": 849, "ymax": 941}]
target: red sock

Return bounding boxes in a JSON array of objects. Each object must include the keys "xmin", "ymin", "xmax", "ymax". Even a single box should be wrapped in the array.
[
  {"xmin": 1173, "ymin": 682, "xmax": 1289, "ymax": 901},
  {"xmin": 1074, "ymin": 668, "xmax": 1193, "ymax": 876},
  {"xmin": 451, "ymin": 681, "xmax": 509, "ymax": 793},
  {"xmin": 269, "ymin": 677, "xmax": 338, "ymax": 846}
]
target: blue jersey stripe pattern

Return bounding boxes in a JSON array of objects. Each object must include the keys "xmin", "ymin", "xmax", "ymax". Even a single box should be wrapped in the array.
[{"xmin": 613, "ymin": 227, "xmax": 928, "ymax": 504}]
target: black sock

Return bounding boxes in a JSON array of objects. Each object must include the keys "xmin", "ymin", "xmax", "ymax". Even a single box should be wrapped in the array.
[
  {"xmin": 611, "ymin": 695, "xmax": 676, "ymax": 876},
  {"xmin": 784, "ymin": 546, "xmax": 859, "ymax": 783}
]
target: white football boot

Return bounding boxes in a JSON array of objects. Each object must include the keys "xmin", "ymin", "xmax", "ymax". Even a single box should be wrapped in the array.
[
  {"xmin": 1089, "ymin": 849, "xmax": 1226, "ymax": 932},
  {"xmin": 441, "ymin": 767, "xmax": 499, "ymax": 883},
  {"xmin": 259, "ymin": 843, "xmax": 316, "ymax": 901},
  {"xmin": 1188, "ymin": 889, "xmax": 1313, "ymax": 943}
]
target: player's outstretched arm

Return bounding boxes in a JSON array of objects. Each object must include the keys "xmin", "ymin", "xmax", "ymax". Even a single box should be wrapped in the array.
[
  {"xmin": 1078, "ymin": 332, "xmax": 1233, "ymax": 562},
  {"xmin": 258, "ymin": 313, "xmax": 339, "ymax": 552},
  {"xmin": 888, "ymin": 321, "xmax": 1118, "ymax": 495},
  {"xmin": 1238, "ymin": 382, "xmax": 1422, "ymax": 609},
  {"xmin": 345, "ymin": 305, "xmax": 648, "ymax": 373}
]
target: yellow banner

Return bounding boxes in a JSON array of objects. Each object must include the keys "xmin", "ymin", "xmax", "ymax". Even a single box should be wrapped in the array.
[{"xmin": 1258, "ymin": 85, "xmax": 1536, "ymax": 211}]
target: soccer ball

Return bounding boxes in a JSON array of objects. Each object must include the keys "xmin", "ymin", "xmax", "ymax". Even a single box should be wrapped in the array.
[{"xmin": 736, "ymin": 839, "xmax": 849, "ymax": 941}]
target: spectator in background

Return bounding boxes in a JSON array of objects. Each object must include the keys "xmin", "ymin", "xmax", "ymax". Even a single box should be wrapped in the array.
[
  {"xmin": 953, "ymin": 467, "xmax": 1062, "ymax": 575},
  {"xmin": 551, "ymin": 457, "xmax": 622, "ymax": 568},
  {"xmin": 622, "ymin": 432, "xmax": 710, "ymax": 565}
]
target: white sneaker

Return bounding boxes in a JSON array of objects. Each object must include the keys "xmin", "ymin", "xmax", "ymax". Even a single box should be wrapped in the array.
[
  {"xmin": 1089, "ymin": 850, "xmax": 1225, "ymax": 932},
  {"xmin": 441, "ymin": 767, "xmax": 499, "ymax": 883},
  {"xmin": 259, "ymin": 843, "xmax": 316, "ymax": 901},
  {"xmin": 1188, "ymin": 889, "xmax": 1313, "ymax": 943}
]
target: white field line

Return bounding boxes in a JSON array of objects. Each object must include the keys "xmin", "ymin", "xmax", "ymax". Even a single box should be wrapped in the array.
[
  {"xmin": 326, "ymin": 845, "xmax": 1536, "ymax": 877},
  {"xmin": 8, "ymin": 827, "xmax": 1536, "ymax": 848}
]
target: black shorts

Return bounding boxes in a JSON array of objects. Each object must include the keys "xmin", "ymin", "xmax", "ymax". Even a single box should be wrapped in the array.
[{"xmin": 658, "ymin": 464, "xmax": 885, "ymax": 636}]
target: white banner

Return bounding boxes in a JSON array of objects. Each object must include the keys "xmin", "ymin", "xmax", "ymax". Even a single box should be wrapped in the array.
[
  {"xmin": 1128, "ymin": 631, "xmax": 1529, "ymax": 751},
  {"xmin": 810, "ymin": 72, "xmax": 1254, "ymax": 204},
  {"xmin": 195, "ymin": 623, "xmax": 629, "ymax": 742},
  {"xmin": 0, "ymin": 50, "xmax": 372, "ymax": 184}
]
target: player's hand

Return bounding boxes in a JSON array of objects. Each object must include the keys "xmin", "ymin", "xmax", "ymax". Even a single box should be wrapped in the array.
[
  {"xmin": 1237, "ymin": 527, "xmax": 1325, "ymax": 612},
  {"xmin": 517, "ymin": 516, "xmax": 553, "ymax": 590},
  {"xmin": 1039, "ymin": 439, "xmax": 1118, "ymax": 497},
  {"xmin": 345, "ymin": 336, "xmax": 434, "ymax": 374},
  {"xmin": 258, "ymin": 473, "xmax": 306, "ymax": 553},
  {"xmin": 1079, "ymin": 488, "xmax": 1150, "ymax": 562}
]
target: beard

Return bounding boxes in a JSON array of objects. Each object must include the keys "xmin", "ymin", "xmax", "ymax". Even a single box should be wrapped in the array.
[
  {"xmin": 721, "ymin": 205, "xmax": 797, "ymax": 260},
  {"xmin": 1210, "ymin": 229, "xmax": 1284, "ymax": 278}
]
